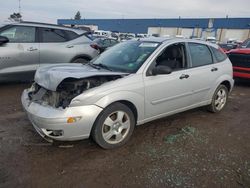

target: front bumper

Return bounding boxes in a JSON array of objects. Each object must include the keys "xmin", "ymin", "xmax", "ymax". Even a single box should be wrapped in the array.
[{"xmin": 21, "ymin": 89, "xmax": 103, "ymax": 141}]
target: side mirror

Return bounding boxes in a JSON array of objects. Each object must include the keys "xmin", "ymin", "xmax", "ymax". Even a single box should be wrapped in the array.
[
  {"xmin": 0, "ymin": 36, "xmax": 9, "ymax": 45},
  {"xmin": 152, "ymin": 65, "xmax": 172, "ymax": 76}
]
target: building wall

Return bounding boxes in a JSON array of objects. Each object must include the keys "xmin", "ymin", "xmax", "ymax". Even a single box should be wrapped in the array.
[{"xmin": 58, "ymin": 18, "xmax": 250, "ymax": 41}]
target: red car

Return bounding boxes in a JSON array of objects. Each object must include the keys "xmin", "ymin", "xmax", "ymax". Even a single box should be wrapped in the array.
[{"xmin": 227, "ymin": 39, "xmax": 250, "ymax": 79}]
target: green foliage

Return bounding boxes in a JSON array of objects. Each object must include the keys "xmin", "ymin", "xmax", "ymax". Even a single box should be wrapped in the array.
[{"xmin": 74, "ymin": 11, "xmax": 81, "ymax": 20}]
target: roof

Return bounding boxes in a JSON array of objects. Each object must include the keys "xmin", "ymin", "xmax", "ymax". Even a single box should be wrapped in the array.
[
  {"xmin": 213, "ymin": 18, "xmax": 250, "ymax": 29},
  {"xmin": 6, "ymin": 21, "xmax": 86, "ymax": 35},
  {"xmin": 58, "ymin": 18, "xmax": 210, "ymax": 33},
  {"xmin": 57, "ymin": 18, "xmax": 250, "ymax": 33}
]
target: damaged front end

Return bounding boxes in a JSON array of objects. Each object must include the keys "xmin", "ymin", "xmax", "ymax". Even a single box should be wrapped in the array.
[{"xmin": 28, "ymin": 75, "xmax": 122, "ymax": 108}]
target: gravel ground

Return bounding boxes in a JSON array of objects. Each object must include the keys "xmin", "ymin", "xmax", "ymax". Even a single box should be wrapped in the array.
[{"xmin": 0, "ymin": 80, "xmax": 250, "ymax": 188}]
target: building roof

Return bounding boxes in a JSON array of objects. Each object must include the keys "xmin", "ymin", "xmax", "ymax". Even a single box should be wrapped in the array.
[{"xmin": 57, "ymin": 18, "xmax": 250, "ymax": 33}]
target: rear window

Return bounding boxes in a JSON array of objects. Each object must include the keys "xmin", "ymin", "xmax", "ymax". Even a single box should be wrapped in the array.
[
  {"xmin": 64, "ymin": 30, "xmax": 79, "ymax": 40},
  {"xmin": 211, "ymin": 47, "xmax": 227, "ymax": 62},
  {"xmin": 188, "ymin": 43, "xmax": 213, "ymax": 67},
  {"xmin": 40, "ymin": 28, "xmax": 67, "ymax": 43}
]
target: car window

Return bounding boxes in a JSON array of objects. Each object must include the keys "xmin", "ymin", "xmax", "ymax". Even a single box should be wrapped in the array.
[
  {"xmin": 240, "ymin": 39, "xmax": 250, "ymax": 48},
  {"xmin": 110, "ymin": 40, "xmax": 118, "ymax": 45},
  {"xmin": 103, "ymin": 39, "xmax": 110, "ymax": 46},
  {"xmin": 0, "ymin": 26, "xmax": 35, "ymax": 43},
  {"xmin": 64, "ymin": 30, "xmax": 79, "ymax": 40},
  {"xmin": 148, "ymin": 43, "xmax": 187, "ymax": 74},
  {"xmin": 247, "ymin": 41, "xmax": 250, "ymax": 48},
  {"xmin": 211, "ymin": 47, "xmax": 227, "ymax": 62},
  {"xmin": 40, "ymin": 28, "xmax": 67, "ymax": 42},
  {"xmin": 92, "ymin": 41, "xmax": 160, "ymax": 73},
  {"xmin": 189, "ymin": 43, "xmax": 213, "ymax": 67}
]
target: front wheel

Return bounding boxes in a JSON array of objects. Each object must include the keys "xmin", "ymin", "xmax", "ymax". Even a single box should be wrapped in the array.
[
  {"xmin": 207, "ymin": 85, "xmax": 229, "ymax": 113},
  {"xmin": 91, "ymin": 103, "xmax": 135, "ymax": 149}
]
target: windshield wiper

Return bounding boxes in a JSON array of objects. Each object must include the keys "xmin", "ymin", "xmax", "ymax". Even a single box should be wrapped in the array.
[
  {"xmin": 87, "ymin": 62, "xmax": 100, "ymax": 69},
  {"xmin": 94, "ymin": 63, "xmax": 113, "ymax": 71}
]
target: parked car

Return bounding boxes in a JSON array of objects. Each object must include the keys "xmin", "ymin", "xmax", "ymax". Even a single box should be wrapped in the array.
[
  {"xmin": 219, "ymin": 43, "xmax": 238, "ymax": 53},
  {"xmin": 22, "ymin": 38, "xmax": 234, "ymax": 149},
  {"xmin": 93, "ymin": 30, "xmax": 111, "ymax": 38},
  {"xmin": 0, "ymin": 22, "xmax": 99, "ymax": 82},
  {"xmin": 227, "ymin": 48, "xmax": 250, "ymax": 79},
  {"xmin": 206, "ymin": 36, "xmax": 217, "ymax": 44},
  {"xmin": 239, "ymin": 38, "xmax": 250, "ymax": 48},
  {"xmin": 93, "ymin": 37, "xmax": 119, "ymax": 53}
]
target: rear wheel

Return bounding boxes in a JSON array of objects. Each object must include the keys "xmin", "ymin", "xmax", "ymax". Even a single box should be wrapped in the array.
[
  {"xmin": 92, "ymin": 103, "xmax": 135, "ymax": 149},
  {"xmin": 207, "ymin": 85, "xmax": 228, "ymax": 113}
]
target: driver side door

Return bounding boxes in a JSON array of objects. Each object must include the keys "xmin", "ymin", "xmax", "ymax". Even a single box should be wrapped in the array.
[{"xmin": 144, "ymin": 42, "xmax": 194, "ymax": 119}]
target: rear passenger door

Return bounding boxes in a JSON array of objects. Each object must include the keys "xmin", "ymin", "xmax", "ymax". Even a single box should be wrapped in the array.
[
  {"xmin": 186, "ymin": 42, "xmax": 220, "ymax": 104},
  {"xmin": 38, "ymin": 28, "xmax": 76, "ymax": 65}
]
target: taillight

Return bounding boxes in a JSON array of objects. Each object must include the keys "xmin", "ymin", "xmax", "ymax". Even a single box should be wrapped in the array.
[{"xmin": 90, "ymin": 44, "xmax": 99, "ymax": 50}]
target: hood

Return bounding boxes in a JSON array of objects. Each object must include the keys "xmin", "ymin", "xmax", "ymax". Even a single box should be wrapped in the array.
[
  {"xmin": 227, "ymin": 48, "xmax": 250, "ymax": 55},
  {"xmin": 34, "ymin": 63, "xmax": 127, "ymax": 91}
]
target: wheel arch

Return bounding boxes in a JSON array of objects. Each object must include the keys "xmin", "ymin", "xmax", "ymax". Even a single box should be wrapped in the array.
[
  {"xmin": 95, "ymin": 91, "xmax": 144, "ymax": 124},
  {"xmin": 220, "ymin": 80, "xmax": 231, "ymax": 92},
  {"xmin": 207, "ymin": 75, "xmax": 234, "ymax": 102},
  {"xmin": 70, "ymin": 54, "xmax": 92, "ymax": 63},
  {"xmin": 106, "ymin": 100, "xmax": 138, "ymax": 123}
]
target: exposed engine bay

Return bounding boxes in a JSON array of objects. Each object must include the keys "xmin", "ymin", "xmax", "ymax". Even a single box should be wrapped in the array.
[{"xmin": 28, "ymin": 75, "xmax": 122, "ymax": 108}]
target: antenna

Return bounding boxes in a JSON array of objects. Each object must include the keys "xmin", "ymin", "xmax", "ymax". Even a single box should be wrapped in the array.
[{"xmin": 18, "ymin": 0, "xmax": 21, "ymax": 14}]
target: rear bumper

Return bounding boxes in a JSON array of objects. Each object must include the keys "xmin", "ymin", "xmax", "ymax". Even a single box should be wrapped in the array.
[
  {"xmin": 233, "ymin": 66, "xmax": 250, "ymax": 79},
  {"xmin": 21, "ymin": 89, "xmax": 103, "ymax": 141}
]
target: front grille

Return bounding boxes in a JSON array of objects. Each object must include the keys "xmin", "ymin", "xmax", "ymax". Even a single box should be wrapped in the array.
[{"xmin": 228, "ymin": 53, "xmax": 250, "ymax": 68}]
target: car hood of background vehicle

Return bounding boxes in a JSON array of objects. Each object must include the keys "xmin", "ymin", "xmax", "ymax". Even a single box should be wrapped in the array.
[{"xmin": 34, "ymin": 64, "xmax": 127, "ymax": 91}]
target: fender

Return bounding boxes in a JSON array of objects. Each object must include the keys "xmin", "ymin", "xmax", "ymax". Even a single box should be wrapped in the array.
[{"xmin": 95, "ymin": 91, "xmax": 145, "ymax": 123}]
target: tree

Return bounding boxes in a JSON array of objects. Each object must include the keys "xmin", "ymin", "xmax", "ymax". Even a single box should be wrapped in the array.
[
  {"xmin": 8, "ymin": 12, "xmax": 22, "ymax": 22},
  {"xmin": 74, "ymin": 11, "xmax": 81, "ymax": 20}
]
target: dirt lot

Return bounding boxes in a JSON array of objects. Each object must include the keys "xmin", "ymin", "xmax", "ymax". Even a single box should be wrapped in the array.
[{"xmin": 0, "ymin": 80, "xmax": 250, "ymax": 188}]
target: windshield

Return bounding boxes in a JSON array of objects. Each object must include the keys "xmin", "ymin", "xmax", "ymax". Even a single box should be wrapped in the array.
[{"xmin": 91, "ymin": 40, "xmax": 160, "ymax": 73}]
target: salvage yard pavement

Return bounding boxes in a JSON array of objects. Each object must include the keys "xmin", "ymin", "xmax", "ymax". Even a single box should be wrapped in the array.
[{"xmin": 0, "ymin": 81, "xmax": 250, "ymax": 188}]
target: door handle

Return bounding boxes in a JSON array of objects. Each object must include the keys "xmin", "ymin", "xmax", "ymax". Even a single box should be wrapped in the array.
[
  {"xmin": 27, "ymin": 47, "xmax": 38, "ymax": 51},
  {"xmin": 179, "ymin": 74, "xmax": 189, "ymax": 79},
  {"xmin": 66, "ymin": 45, "xmax": 74, "ymax": 48},
  {"xmin": 211, "ymin": 67, "xmax": 218, "ymax": 72}
]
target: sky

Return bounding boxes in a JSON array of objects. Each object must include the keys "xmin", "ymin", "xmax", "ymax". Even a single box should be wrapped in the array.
[{"xmin": 0, "ymin": 0, "xmax": 249, "ymax": 24}]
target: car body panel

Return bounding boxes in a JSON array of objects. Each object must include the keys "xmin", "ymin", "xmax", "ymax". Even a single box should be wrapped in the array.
[
  {"xmin": 34, "ymin": 63, "xmax": 128, "ymax": 91},
  {"xmin": 21, "ymin": 89, "xmax": 103, "ymax": 141},
  {"xmin": 227, "ymin": 48, "xmax": 250, "ymax": 79},
  {"xmin": 0, "ymin": 42, "xmax": 39, "ymax": 81}
]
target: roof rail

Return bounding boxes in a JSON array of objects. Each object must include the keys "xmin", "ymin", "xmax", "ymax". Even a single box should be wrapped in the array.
[{"xmin": 19, "ymin": 21, "xmax": 72, "ymax": 28}]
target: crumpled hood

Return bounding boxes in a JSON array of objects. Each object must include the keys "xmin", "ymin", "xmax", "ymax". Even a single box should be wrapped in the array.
[{"xmin": 34, "ymin": 63, "xmax": 127, "ymax": 91}]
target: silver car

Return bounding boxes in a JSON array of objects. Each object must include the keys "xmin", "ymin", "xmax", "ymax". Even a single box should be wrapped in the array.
[
  {"xmin": 22, "ymin": 38, "xmax": 234, "ymax": 149},
  {"xmin": 0, "ymin": 22, "xmax": 99, "ymax": 81}
]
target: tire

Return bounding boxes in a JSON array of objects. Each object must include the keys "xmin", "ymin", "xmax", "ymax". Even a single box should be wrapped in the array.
[
  {"xmin": 72, "ymin": 58, "xmax": 89, "ymax": 64},
  {"xmin": 207, "ymin": 85, "xmax": 229, "ymax": 113},
  {"xmin": 92, "ymin": 102, "xmax": 135, "ymax": 149}
]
